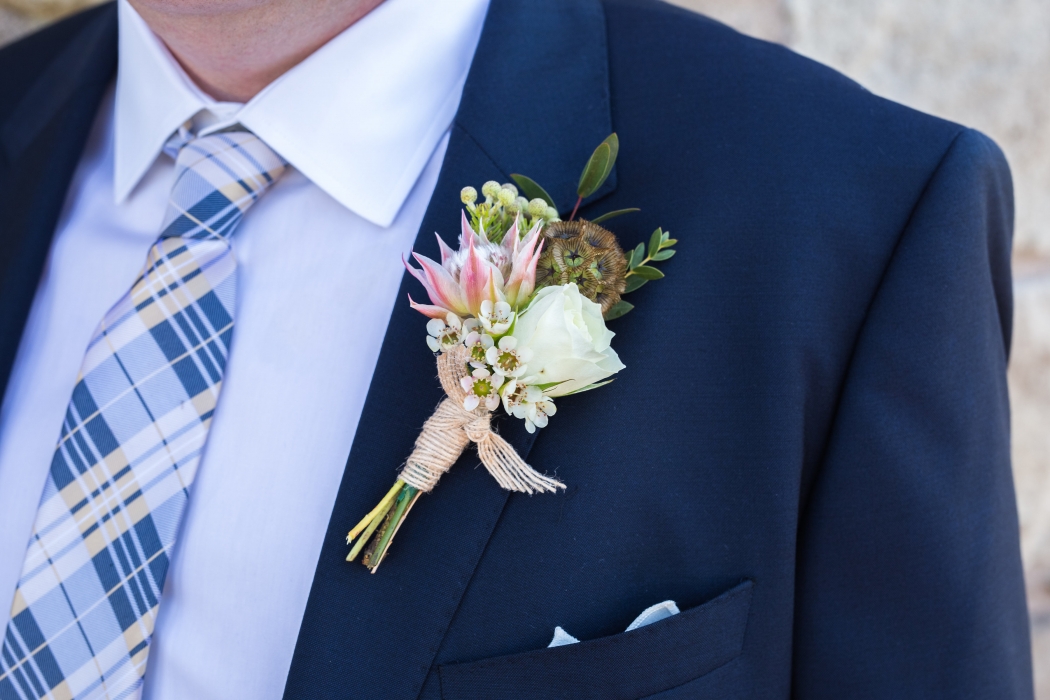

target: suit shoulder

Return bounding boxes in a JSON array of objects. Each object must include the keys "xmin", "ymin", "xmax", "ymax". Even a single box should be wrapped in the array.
[
  {"xmin": 0, "ymin": 3, "xmax": 115, "ymax": 122},
  {"xmin": 600, "ymin": 0, "xmax": 968, "ymax": 175}
]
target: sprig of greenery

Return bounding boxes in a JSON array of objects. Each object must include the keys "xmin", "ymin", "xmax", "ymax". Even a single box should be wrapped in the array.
[
  {"xmin": 571, "ymin": 133, "xmax": 619, "ymax": 221},
  {"xmin": 511, "ymin": 134, "xmax": 640, "ymax": 226},
  {"xmin": 484, "ymin": 134, "xmax": 675, "ymax": 323},
  {"xmin": 626, "ymin": 228, "xmax": 677, "ymax": 291},
  {"xmin": 603, "ymin": 228, "xmax": 676, "ymax": 320}
]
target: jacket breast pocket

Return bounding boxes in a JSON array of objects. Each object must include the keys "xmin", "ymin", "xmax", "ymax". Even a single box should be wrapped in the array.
[{"xmin": 438, "ymin": 580, "xmax": 753, "ymax": 700}]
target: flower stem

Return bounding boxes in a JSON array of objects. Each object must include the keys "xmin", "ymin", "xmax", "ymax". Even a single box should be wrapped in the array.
[
  {"xmin": 346, "ymin": 494, "xmax": 395, "ymax": 562},
  {"xmin": 569, "ymin": 196, "xmax": 583, "ymax": 221},
  {"xmin": 625, "ymin": 252, "xmax": 656, "ymax": 278},
  {"xmin": 368, "ymin": 486, "xmax": 414, "ymax": 570},
  {"xmin": 369, "ymin": 491, "xmax": 409, "ymax": 570},
  {"xmin": 346, "ymin": 479, "xmax": 404, "ymax": 544},
  {"xmin": 361, "ymin": 503, "xmax": 398, "ymax": 567}
]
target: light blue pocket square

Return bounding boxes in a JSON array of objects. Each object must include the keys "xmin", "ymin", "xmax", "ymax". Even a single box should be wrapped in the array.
[{"xmin": 548, "ymin": 600, "xmax": 681, "ymax": 647}]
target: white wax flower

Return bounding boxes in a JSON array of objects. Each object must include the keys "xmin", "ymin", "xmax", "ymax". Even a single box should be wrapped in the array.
[{"xmin": 512, "ymin": 283, "xmax": 625, "ymax": 397}]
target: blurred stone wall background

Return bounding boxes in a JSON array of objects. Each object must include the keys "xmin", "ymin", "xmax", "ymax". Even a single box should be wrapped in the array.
[{"xmin": 2, "ymin": 0, "xmax": 1048, "ymax": 691}]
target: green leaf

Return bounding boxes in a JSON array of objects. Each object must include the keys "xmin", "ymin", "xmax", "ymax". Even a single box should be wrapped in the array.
[
  {"xmin": 590, "ymin": 208, "xmax": 640, "ymax": 225},
  {"xmin": 624, "ymin": 275, "xmax": 648, "ymax": 293},
  {"xmin": 660, "ymin": 238, "xmax": 678, "ymax": 248},
  {"xmin": 651, "ymin": 249, "xmax": 676, "ymax": 261},
  {"xmin": 576, "ymin": 133, "xmax": 619, "ymax": 199},
  {"xmin": 629, "ymin": 242, "xmax": 645, "ymax": 270},
  {"xmin": 509, "ymin": 174, "xmax": 557, "ymax": 212},
  {"xmin": 535, "ymin": 380, "xmax": 571, "ymax": 392},
  {"xmin": 631, "ymin": 265, "xmax": 665, "ymax": 280},
  {"xmin": 648, "ymin": 228, "xmax": 663, "ymax": 258},
  {"xmin": 602, "ymin": 300, "xmax": 634, "ymax": 321},
  {"xmin": 562, "ymin": 379, "xmax": 615, "ymax": 395}
]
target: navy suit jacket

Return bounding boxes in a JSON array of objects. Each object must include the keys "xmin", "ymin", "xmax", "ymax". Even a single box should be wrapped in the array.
[{"xmin": 0, "ymin": 1, "xmax": 1034, "ymax": 698}]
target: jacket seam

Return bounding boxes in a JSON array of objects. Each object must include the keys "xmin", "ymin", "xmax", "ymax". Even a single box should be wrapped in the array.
[{"xmin": 797, "ymin": 126, "xmax": 969, "ymax": 515}]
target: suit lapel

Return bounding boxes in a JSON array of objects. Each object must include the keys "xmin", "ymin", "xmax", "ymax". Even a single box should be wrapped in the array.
[
  {"xmin": 282, "ymin": 1, "xmax": 613, "ymax": 698},
  {"xmin": 0, "ymin": 3, "xmax": 117, "ymax": 403}
]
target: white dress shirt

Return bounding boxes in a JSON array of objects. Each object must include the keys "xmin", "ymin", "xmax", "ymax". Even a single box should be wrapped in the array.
[{"xmin": 0, "ymin": 0, "xmax": 488, "ymax": 697}]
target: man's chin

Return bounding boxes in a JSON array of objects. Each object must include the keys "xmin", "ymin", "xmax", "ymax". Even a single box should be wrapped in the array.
[{"xmin": 126, "ymin": 0, "xmax": 288, "ymax": 18}]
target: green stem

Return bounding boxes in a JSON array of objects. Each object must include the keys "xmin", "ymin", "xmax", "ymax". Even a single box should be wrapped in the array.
[
  {"xmin": 346, "ymin": 494, "xmax": 397, "ymax": 562},
  {"xmin": 625, "ymin": 253, "xmax": 656, "ymax": 278},
  {"xmin": 361, "ymin": 504, "xmax": 398, "ymax": 567},
  {"xmin": 346, "ymin": 479, "xmax": 404, "ymax": 544},
  {"xmin": 367, "ymin": 486, "xmax": 418, "ymax": 571}
]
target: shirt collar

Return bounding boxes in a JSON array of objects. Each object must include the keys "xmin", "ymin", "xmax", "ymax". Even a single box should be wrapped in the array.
[{"xmin": 114, "ymin": 0, "xmax": 489, "ymax": 227}]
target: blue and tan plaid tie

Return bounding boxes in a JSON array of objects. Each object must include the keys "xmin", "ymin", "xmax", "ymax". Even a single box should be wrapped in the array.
[{"xmin": 0, "ymin": 131, "xmax": 285, "ymax": 700}]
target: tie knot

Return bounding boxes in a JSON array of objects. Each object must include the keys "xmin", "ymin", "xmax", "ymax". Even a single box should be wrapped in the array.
[{"xmin": 160, "ymin": 130, "xmax": 287, "ymax": 240}]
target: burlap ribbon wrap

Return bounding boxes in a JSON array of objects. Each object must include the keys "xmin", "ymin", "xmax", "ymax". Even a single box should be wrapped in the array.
[{"xmin": 398, "ymin": 345, "xmax": 565, "ymax": 495}]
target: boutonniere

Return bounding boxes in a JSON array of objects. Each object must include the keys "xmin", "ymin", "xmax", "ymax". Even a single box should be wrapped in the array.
[{"xmin": 346, "ymin": 134, "xmax": 676, "ymax": 572}]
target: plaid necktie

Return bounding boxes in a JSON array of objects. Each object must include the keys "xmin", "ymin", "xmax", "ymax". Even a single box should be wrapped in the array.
[{"xmin": 0, "ymin": 131, "xmax": 286, "ymax": 700}]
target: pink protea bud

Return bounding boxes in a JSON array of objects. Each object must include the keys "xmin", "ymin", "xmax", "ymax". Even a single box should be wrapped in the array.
[
  {"xmin": 407, "ymin": 212, "xmax": 518, "ymax": 321},
  {"xmin": 435, "ymin": 232, "xmax": 457, "ymax": 267},
  {"xmin": 461, "ymin": 232, "xmax": 501, "ymax": 318},
  {"xmin": 504, "ymin": 223, "xmax": 544, "ymax": 308},
  {"xmin": 404, "ymin": 253, "xmax": 471, "ymax": 317}
]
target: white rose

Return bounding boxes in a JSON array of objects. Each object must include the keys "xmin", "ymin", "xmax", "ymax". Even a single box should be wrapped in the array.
[{"xmin": 511, "ymin": 283, "xmax": 625, "ymax": 396}]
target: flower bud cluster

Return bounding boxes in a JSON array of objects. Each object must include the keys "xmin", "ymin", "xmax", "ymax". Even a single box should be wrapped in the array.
[{"xmin": 462, "ymin": 180, "xmax": 559, "ymax": 245}]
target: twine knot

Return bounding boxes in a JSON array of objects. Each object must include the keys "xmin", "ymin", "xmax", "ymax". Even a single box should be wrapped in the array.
[
  {"xmin": 463, "ymin": 416, "xmax": 492, "ymax": 442},
  {"xmin": 398, "ymin": 345, "xmax": 565, "ymax": 495}
]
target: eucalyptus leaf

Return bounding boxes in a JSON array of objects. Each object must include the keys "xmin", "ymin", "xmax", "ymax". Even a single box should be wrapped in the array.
[
  {"xmin": 630, "ymin": 242, "xmax": 645, "ymax": 270},
  {"xmin": 624, "ymin": 275, "xmax": 648, "ymax": 293},
  {"xmin": 577, "ymin": 133, "xmax": 619, "ymax": 199},
  {"xmin": 661, "ymin": 238, "xmax": 678, "ymax": 248},
  {"xmin": 603, "ymin": 300, "xmax": 634, "ymax": 320},
  {"xmin": 651, "ymin": 249, "xmax": 676, "ymax": 261},
  {"xmin": 590, "ymin": 208, "xmax": 640, "ymax": 225},
  {"xmin": 509, "ymin": 174, "xmax": 557, "ymax": 212},
  {"xmin": 648, "ymin": 228, "xmax": 663, "ymax": 258},
  {"xmin": 631, "ymin": 265, "xmax": 665, "ymax": 280}
]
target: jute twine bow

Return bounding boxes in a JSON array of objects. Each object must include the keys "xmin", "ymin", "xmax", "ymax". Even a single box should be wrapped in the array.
[{"xmin": 398, "ymin": 345, "xmax": 565, "ymax": 495}]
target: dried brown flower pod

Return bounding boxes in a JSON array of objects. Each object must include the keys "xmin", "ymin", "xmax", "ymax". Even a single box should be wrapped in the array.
[{"xmin": 535, "ymin": 219, "xmax": 627, "ymax": 313}]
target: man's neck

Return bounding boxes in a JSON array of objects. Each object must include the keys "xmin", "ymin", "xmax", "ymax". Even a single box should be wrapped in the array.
[{"xmin": 129, "ymin": 0, "xmax": 386, "ymax": 103}]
